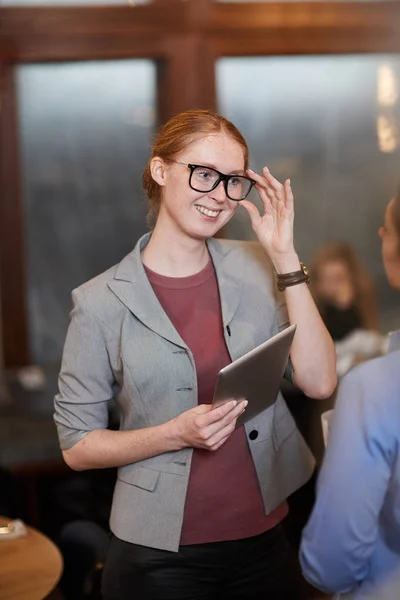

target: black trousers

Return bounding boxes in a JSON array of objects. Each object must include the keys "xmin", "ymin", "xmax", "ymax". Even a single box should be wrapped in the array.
[{"xmin": 101, "ymin": 524, "xmax": 307, "ymax": 600}]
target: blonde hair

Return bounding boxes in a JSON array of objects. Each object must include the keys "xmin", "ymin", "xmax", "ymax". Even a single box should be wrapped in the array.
[
  {"xmin": 310, "ymin": 242, "xmax": 379, "ymax": 331},
  {"xmin": 142, "ymin": 109, "xmax": 249, "ymax": 227}
]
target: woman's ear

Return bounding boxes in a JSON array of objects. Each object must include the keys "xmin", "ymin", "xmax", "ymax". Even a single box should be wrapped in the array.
[{"xmin": 150, "ymin": 157, "xmax": 167, "ymax": 188}]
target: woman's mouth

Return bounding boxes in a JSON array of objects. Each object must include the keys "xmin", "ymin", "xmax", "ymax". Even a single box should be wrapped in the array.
[{"xmin": 195, "ymin": 205, "xmax": 221, "ymax": 219}]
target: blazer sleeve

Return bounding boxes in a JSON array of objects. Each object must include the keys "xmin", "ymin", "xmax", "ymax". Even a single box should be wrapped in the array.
[
  {"xmin": 299, "ymin": 363, "xmax": 395, "ymax": 594},
  {"xmin": 54, "ymin": 289, "xmax": 115, "ymax": 451}
]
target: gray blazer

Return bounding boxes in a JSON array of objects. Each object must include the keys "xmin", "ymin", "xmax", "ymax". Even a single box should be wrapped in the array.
[{"xmin": 54, "ymin": 233, "xmax": 315, "ymax": 552}]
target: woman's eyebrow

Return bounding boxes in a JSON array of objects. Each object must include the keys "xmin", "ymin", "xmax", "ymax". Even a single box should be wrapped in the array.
[{"xmin": 192, "ymin": 162, "xmax": 244, "ymax": 175}]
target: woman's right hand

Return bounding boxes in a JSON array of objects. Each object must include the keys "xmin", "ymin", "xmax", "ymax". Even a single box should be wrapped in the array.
[{"xmin": 169, "ymin": 400, "xmax": 247, "ymax": 451}]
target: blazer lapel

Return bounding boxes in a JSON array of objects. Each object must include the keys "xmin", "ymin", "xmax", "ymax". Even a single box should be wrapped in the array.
[
  {"xmin": 207, "ymin": 237, "xmax": 244, "ymax": 328},
  {"xmin": 107, "ymin": 233, "xmax": 188, "ymax": 349},
  {"xmin": 107, "ymin": 234, "xmax": 244, "ymax": 347}
]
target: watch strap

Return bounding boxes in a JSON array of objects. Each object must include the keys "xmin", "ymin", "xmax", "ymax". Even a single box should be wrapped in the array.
[{"xmin": 277, "ymin": 262, "xmax": 310, "ymax": 291}]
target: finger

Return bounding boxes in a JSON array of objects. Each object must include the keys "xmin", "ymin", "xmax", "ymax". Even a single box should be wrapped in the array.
[
  {"xmin": 196, "ymin": 400, "xmax": 246, "ymax": 441},
  {"xmin": 247, "ymin": 169, "xmax": 283, "ymax": 213},
  {"xmin": 202, "ymin": 400, "xmax": 247, "ymax": 439},
  {"xmin": 247, "ymin": 168, "xmax": 266, "ymax": 186},
  {"xmin": 254, "ymin": 186, "xmax": 278, "ymax": 216},
  {"xmin": 193, "ymin": 404, "xmax": 214, "ymax": 415},
  {"xmin": 247, "ymin": 169, "xmax": 274, "ymax": 195},
  {"xmin": 284, "ymin": 179, "xmax": 294, "ymax": 213},
  {"xmin": 261, "ymin": 167, "xmax": 285, "ymax": 194},
  {"xmin": 206, "ymin": 423, "xmax": 235, "ymax": 449},
  {"xmin": 220, "ymin": 399, "xmax": 247, "ymax": 425},
  {"xmin": 262, "ymin": 176, "xmax": 287, "ymax": 216},
  {"xmin": 209, "ymin": 433, "xmax": 231, "ymax": 451},
  {"xmin": 214, "ymin": 399, "xmax": 247, "ymax": 428},
  {"xmin": 238, "ymin": 200, "xmax": 263, "ymax": 230},
  {"xmin": 195, "ymin": 399, "xmax": 238, "ymax": 428},
  {"xmin": 207, "ymin": 403, "xmax": 247, "ymax": 449}
]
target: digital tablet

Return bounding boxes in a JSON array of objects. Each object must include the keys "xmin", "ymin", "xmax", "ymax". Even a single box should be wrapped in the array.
[{"xmin": 212, "ymin": 324, "xmax": 297, "ymax": 428}]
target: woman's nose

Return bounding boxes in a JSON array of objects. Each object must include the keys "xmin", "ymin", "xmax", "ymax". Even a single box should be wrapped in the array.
[{"xmin": 210, "ymin": 180, "xmax": 227, "ymax": 203}]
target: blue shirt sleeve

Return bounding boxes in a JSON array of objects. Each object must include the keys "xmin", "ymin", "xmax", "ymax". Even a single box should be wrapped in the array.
[{"xmin": 300, "ymin": 360, "xmax": 395, "ymax": 594}]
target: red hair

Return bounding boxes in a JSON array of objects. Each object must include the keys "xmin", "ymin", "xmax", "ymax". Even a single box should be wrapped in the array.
[{"xmin": 142, "ymin": 109, "xmax": 249, "ymax": 226}]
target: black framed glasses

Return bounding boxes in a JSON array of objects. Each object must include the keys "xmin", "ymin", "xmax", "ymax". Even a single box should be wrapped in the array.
[{"xmin": 172, "ymin": 161, "xmax": 256, "ymax": 201}]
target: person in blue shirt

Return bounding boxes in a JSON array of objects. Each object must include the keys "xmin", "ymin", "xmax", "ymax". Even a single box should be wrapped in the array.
[{"xmin": 300, "ymin": 187, "xmax": 400, "ymax": 600}]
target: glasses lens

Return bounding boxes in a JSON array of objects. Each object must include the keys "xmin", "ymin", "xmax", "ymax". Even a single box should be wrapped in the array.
[
  {"xmin": 227, "ymin": 176, "xmax": 252, "ymax": 201},
  {"xmin": 191, "ymin": 166, "xmax": 219, "ymax": 192}
]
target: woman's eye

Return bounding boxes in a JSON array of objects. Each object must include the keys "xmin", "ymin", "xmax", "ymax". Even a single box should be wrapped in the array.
[
  {"xmin": 198, "ymin": 170, "xmax": 211, "ymax": 179},
  {"xmin": 229, "ymin": 177, "xmax": 241, "ymax": 187}
]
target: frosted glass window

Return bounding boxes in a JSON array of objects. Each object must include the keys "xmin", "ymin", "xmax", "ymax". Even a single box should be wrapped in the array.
[
  {"xmin": 17, "ymin": 59, "xmax": 156, "ymax": 364},
  {"xmin": 217, "ymin": 55, "xmax": 400, "ymax": 329},
  {"xmin": 1, "ymin": 0, "xmax": 150, "ymax": 5}
]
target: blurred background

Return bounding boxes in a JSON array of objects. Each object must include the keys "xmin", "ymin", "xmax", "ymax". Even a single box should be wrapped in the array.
[{"xmin": 0, "ymin": 1, "xmax": 399, "ymax": 598}]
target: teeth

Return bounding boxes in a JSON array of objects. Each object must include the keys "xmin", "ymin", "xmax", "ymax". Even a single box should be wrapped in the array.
[{"xmin": 196, "ymin": 206, "xmax": 219, "ymax": 218}]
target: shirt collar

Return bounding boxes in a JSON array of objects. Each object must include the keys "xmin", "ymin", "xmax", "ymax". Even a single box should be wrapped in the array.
[{"xmin": 387, "ymin": 329, "xmax": 400, "ymax": 353}]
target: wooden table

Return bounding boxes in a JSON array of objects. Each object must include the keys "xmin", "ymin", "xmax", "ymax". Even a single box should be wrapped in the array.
[{"xmin": 0, "ymin": 517, "xmax": 63, "ymax": 600}]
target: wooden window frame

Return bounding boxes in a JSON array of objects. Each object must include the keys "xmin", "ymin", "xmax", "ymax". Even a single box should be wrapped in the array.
[{"xmin": 1, "ymin": 0, "xmax": 400, "ymax": 366}]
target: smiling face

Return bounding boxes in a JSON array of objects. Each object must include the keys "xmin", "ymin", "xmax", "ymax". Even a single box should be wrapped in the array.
[
  {"xmin": 152, "ymin": 133, "xmax": 245, "ymax": 241},
  {"xmin": 315, "ymin": 259, "xmax": 355, "ymax": 308}
]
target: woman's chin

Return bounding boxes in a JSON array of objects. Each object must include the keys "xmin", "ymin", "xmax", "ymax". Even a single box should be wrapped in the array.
[{"xmin": 186, "ymin": 219, "xmax": 223, "ymax": 239}]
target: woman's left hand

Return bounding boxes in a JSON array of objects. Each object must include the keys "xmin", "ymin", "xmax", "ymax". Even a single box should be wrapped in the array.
[{"xmin": 240, "ymin": 167, "xmax": 295, "ymax": 259}]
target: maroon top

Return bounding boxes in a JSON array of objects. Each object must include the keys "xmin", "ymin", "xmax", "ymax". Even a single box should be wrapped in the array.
[{"xmin": 144, "ymin": 259, "xmax": 288, "ymax": 545}]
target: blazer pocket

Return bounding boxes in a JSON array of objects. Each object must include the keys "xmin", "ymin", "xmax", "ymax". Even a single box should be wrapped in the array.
[
  {"xmin": 118, "ymin": 465, "xmax": 160, "ymax": 492},
  {"xmin": 272, "ymin": 411, "xmax": 296, "ymax": 451},
  {"xmin": 133, "ymin": 448, "xmax": 191, "ymax": 476}
]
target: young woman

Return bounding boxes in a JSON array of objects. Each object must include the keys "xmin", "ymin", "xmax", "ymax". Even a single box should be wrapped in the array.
[
  {"xmin": 300, "ymin": 189, "xmax": 400, "ymax": 600},
  {"xmin": 310, "ymin": 242, "xmax": 379, "ymax": 342},
  {"xmin": 54, "ymin": 109, "xmax": 336, "ymax": 600}
]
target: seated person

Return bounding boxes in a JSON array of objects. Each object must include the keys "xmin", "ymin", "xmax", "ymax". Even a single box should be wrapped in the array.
[
  {"xmin": 310, "ymin": 241, "xmax": 378, "ymax": 341},
  {"xmin": 300, "ymin": 187, "xmax": 400, "ymax": 599},
  {"xmin": 310, "ymin": 242, "xmax": 386, "ymax": 375}
]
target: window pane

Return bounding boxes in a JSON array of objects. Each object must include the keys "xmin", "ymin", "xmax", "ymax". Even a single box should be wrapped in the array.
[
  {"xmin": 17, "ymin": 59, "xmax": 156, "ymax": 364},
  {"xmin": 1, "ymin": 0, "xmax": 150, "ymax": 5},
  {"xmin": 217, "ymin": 55, "xmax": 400, "ymax": 328}
]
